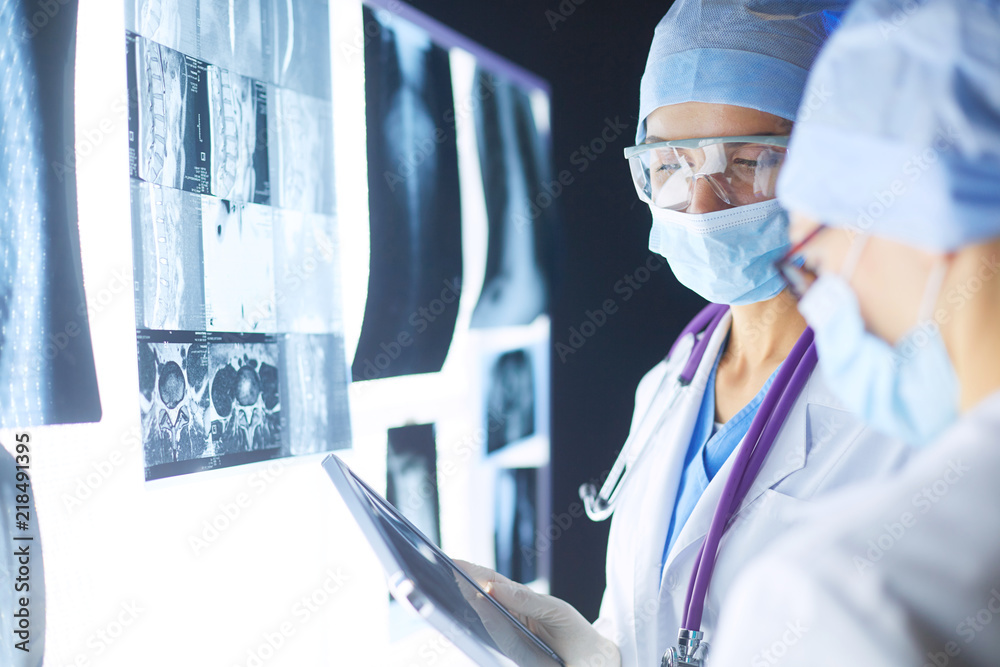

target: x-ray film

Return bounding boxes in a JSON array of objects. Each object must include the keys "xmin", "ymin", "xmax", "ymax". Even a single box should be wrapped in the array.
[
  {"xmin": 486, "ymin": 349, "xmax": 536, "ymax": 453},
  {"xmin": 265, "ymin": 0, "xmax": 333, "ymax": 99},
  {"xmin": 273, "ymin": 210, "xmax": 342, "ymax": 333},
  {"xmin": 130, "ymin": 180, "xmax": 207, "ymax": 331},
  {"xmin": 0, "ymin": 0, "xmax": 101, "ymax": 428},
  {"xmin": 495, "ymin": 468, "xmax": 538, "ymax": 584},
  {"xmin": 127, "ymin": 0, "xmax": 350, "ymax": 479},
  {"xmin": 352, "ymin": 6, "xmax": 464, "ymax": 382},
  {"xmin": 125, "ymin": 0, "xmax": 199, "ymax": 61},
  {"xmin": 138, "ymin": 329, "xmax": 284, "ymax": 481},
  {"xmin": 386, "ymin": 423, "xmax": 441, "ymax": 547},
  {"xmin": 471, "ymin": 70, "xmax": 551, "ymax": 328},
  {"xmin": 130, "ymin": 32, "xmax": 212, "ymax": 194},
  {"xmin": 202, "ymin": 199, "xmax": 277, "ymax": 333},
  {"xmin": 267, "ymin": 86, "xmax": 335, "ymax": 215},
  {"xmin": 198, "ymin": 0, "xmax": 267, "ymax": 82},
  {"xmin": 207, "ymin": 67, "xmax": 270, "ymax": 204},
  {"xmin": 278, "ymin": 334, "xmax": 351, "ymax": 456}
]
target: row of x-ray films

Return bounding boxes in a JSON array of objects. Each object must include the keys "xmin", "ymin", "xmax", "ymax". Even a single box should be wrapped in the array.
[
  {"xmin": 126, "ymin": 31, "xmax": 335, "ymax": 214},
  {"xmin": 352, "ymin": 4, "xmax": 554, "ymax": 381},
  {"xmin": 125, "ymin": 0, "xmax": 351, "ymax": 480}
]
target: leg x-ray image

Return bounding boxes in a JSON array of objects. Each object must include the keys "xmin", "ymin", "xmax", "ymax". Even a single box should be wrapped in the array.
[
  {"xmin": 494, "ymin": 468, "xmax": 538, "ymax": 584},
  {"xmin": 138, "ymin": 331, "xmax": 211, "ymax": 471},
  {"xmin": 264, "ymin": 0, "xmax": 332, "ymax": 99},
  {"xmin": 278, "ymin": 334, "xmax": 351, "ymax": 456},
  {"xmin": 471, "ymin": 69, "xmax": 551, "ymax": 328},
  {"xmin": 130, "ymin": 180, "xmax": 207, "ymax": 331},
  {"xmin": 273, "ymin": 210, "xmax": 342, "ymax": 332},
  {"xmin": 202, "ymin": 198, "xmax": 277, "ymax": 333},
  {"xmin": 125, "ymin": 0, "xmax": 199, "ymax": 61},
  {"xmin": 353, "ymin": 7, "xmax": 463, "ymax": 382},
  {"xmin": 0, "ymin": 0, "xmax": 101, "ymax": 427},
  {"xmin": 486, "ymin": 349, "xmax": 536, "ymax": 453},
  {"xmin": 197, "ymin": 0, "xmax": 266, "ymax": 82},
  {"xmin": 205, "ymin": 332, "xmax": 282, "ymax": 459},
  {"xmin": 208, "ymin": 67, "xmax": 270, "ymax": 204},
  {"xmin": 131, "ymin": 33, "xmax": 212, "ymax": 194},
  {"xmin": 386, "ymin": 424, "xmax": 441, "ymax": 547},
  {"xmin": 267, "ymin": 87, "xmax": 334, "ymax": 215}
]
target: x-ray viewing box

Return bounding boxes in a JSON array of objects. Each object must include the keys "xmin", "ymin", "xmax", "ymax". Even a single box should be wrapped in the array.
[{"xmin": 322, "ymin": 454, "xmax": 565, "ymax": 667}]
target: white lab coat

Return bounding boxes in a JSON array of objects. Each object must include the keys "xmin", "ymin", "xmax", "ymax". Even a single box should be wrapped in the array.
[
  {"xmin": 592, "ymin": 310, "xmax": 912, "ymax": 667},
  {"xmin": 710, "ymin": 389, "xmax": 1000, "ymax": 667}
]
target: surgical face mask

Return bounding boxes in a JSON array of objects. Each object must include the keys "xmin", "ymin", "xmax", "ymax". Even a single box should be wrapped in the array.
[
  {"xmin": 648, "ymin": 199, "xmax": 790, "ymax": 305},
  {"xmin": 798, "ymin": 245, "xmax": 959, "ymax": 446}
]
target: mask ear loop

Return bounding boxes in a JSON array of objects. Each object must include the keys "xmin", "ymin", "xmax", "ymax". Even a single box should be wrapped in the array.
[
  {"xmin": 918, "ymin": 258, "xmax": 949, "ymax": 325},
  {"xmin": 839, "ymin": 230, "xmax": 869, "ymax": 281}
]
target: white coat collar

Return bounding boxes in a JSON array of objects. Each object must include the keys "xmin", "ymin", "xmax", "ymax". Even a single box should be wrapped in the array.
[{"xmin": 628, "ymin": 309, "xmax": 734, "ymax": 628}]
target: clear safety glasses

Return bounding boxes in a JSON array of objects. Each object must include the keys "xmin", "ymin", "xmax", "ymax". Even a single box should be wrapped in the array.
[
  {"xmin": 624, "ymin": 135, "xmax": 790, "ymax": 211},
  {"xmin": 774, "ymin": 223, "xmax": 827, "ymax": 299}
]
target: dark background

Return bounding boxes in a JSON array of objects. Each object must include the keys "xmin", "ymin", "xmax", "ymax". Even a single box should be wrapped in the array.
[{"xmin": 406, "ymin": 0, "xmax": 702, "ymax": 620}]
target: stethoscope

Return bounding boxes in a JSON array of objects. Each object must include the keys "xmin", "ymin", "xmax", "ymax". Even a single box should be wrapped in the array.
[{"xmin": 579, "ymin": 303, "xmax": 817, "ymax": 667}]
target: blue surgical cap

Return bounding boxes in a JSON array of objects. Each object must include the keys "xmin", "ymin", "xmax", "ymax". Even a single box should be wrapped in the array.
[
  {"xmin": 779, "ymin": 0, "xmax": 1000, "ymax": 252},
  {"xmin": 637, "ymin": 0, "xmax": 846, "ymax": 143}
]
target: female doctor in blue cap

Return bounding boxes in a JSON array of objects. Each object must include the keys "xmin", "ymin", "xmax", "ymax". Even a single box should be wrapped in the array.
[
  {"xmin": 462, "ymin": 2, "xmax": 913, "ymax": 666},
  {"xmin": 710, "ymin": 0, "xmax": 1000, "ymax": 664}
]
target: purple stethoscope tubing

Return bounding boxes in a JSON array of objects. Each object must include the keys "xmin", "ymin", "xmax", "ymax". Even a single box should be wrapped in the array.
[{"xmin": 680, "ymin": 327, "xmax": 818, "ymax": 632}]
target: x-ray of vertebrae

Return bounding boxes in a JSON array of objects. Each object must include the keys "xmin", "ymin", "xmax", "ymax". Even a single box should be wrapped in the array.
[
  {"xmin": 268, "ymin": 87, "xmax": 335, "ymax": 215},
  {"xmin": 279, "ymin": 334, "xmax": 351, "ymax": 456},
  {"xmin": 130, "ymin": 180, "xmax": 207, "ymax": 331},
  {"xmin": 353, "ymin": 6, "xmax": 464, "ymax": 382},
  {"xmin": 128, "ymin": 31, "xmax": 270, "ymax": 202},
  {"xmin": 130, "ymin": 33, "xmax": 211, "ymax": 193},
  {"xmin": 205, "ymin": 334, "xmax": 281, "ymax": 457},
  {"xmin": 138, "ymin": 332, "xmax": 211, "ymax": 472},
  {"xmin": 126, "ymin": 0, "xmax": 266, "ymax": 82},
  {"xmin": 471, "ymin": 70, "xmax": 551, "ymax": 328},
  {"xmin": 208, "ymin": 67, "xmax": 270, "ymax": 203}
]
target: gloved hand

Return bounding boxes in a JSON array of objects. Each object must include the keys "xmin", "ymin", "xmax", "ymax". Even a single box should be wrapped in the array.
[{"xmin": 456, "ymin": 560, "xmax": 621, "ymax": 667}]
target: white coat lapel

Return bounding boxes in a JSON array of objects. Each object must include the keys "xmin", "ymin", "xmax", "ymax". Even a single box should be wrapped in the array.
[
  {"xmin": 663, "ymin": 333, "xmax": 811, "ymax": 574},
  {"xmin": 631, "ymin": 312, "xmax": 733, "ymax": 641}
]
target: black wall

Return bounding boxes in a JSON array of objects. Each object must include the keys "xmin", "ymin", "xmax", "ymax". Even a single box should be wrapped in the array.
[{"xmin": 405, "ymin": 0, "xmax": 704, "ymax": 620}]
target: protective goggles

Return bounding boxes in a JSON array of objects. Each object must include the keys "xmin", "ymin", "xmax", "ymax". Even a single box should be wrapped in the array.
[{"xmin": 624, "ymin": 135, "xmax": 789, "ymax": 211}]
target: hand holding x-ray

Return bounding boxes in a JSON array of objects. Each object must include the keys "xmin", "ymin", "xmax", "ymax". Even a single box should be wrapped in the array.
[{"xmin": 456, "ymin": 561, "xmax": 621, "ymax": 667}]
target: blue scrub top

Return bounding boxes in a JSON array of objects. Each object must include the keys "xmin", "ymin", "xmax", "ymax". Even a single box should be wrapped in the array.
[{"xmin": 660, "ymin": 341, "xmax": 779, "ymax": 578}]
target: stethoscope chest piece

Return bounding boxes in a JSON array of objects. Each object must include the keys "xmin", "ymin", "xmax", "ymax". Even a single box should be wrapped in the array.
[{"xmin": 661, "ymin": 629, "xmax": 708, "ymax": 667}]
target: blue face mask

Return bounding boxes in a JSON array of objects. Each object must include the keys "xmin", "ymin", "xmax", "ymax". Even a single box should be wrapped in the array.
[
  {"xmin": 798, "ymin": 265, "xmax": 960, "ymax": 447},
  {"xmin": 648, "ymin": 199, "xmax": 790, "ymax": 305}
]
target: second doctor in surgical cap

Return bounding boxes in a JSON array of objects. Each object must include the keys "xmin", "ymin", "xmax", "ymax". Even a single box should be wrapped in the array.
[
  {"xmin": 463, "ymin": 2, "xmax": 912, "ymax": 666},
  {"xmin": 711, "ymin": 0, "xmax": 1000, "ymax": 664}
]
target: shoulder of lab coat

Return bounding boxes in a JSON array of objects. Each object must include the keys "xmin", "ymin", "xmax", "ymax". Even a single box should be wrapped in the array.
[
  {"xmin": 593, "ymin": 323, "xmax": 914, "ymax": 667},
  {"xmin": 711, "ymin": 390, "xmax": 1000, "ymax": 667}
]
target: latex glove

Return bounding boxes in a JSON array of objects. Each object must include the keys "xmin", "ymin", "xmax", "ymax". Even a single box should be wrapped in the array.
[{"xmin": 457, "ymin": 560, "xmax": 621, "ymax": 667}]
